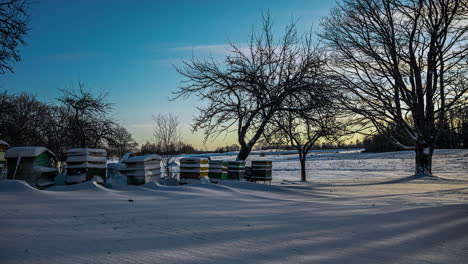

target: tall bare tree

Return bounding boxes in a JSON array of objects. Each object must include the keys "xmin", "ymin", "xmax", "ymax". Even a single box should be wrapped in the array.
[
  {"xmin": 57, "ymin": 82, "xmax": 115, "ymax": 149},
  {"xmin": 174, "ymin": 14, "xmax": 326, "ymax": 160},
  {"xmin": 263, "ymin": 86, "xmax": 350, "ymax": 182},
  {"xmin": 0, "ymin": 0, "xmax": 30, "ymax": 74},
  {"xmin": 321, "ymin": 0, "xmax": 468, "ymax": 176},
  {"xmin": 153, "ymin": 113, "xmax": 182, "ymax": 178}
]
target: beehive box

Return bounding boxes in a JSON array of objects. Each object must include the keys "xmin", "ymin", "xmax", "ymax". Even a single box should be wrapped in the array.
[
  {"xmin": 66, "ymin": 148, "xmax": 107, "ymax": 184},
  {"xmin": 208, "ymin": 160, "xmax": 228, "ymax": 181},
  {"xmin": 121, "ymin": 154, "xmax": 161, "ymax": 185},
  {"xmin": 227, "ymin": 160, "xmax": 245, "ymax": 180},
  {"xmin": 0, "ymin": 140, "xmax": 9, "ymax": 176},
  {"xmin": 5, "ymin": 147, "xmax": 58, "ymax": 188},
  {"xmin": 250, "ymin": 160, "xmax": 272, "ymax": 180},
  {"xmin": 180, "ymin": 157, "xmax": 209, "ymax": 183}
]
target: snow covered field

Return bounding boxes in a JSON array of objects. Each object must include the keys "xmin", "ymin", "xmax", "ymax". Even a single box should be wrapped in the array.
[
  {"xmin": 187, "ymin": 148, "xmax": 468, "ymax": 183},
  {"xmin": 1, "ymin": 149, "xmax": 467, "ymax": 263}
]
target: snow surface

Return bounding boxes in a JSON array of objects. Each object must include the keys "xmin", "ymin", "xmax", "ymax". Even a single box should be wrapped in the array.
[
  {"xmin": 0, "ymin": 149, "xmax": 467, "ymax": 264},
  {"xmin": 175, "ymin": 148, "xmax": 468, "ymax": 184}
]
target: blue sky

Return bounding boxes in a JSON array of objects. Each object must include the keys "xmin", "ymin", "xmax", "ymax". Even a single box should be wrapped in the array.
[{"xmin": 1, "ymin": 0, "xmax": 336, "ymax": 149}]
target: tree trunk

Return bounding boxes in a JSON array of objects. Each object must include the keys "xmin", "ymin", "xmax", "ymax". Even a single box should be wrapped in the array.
[
  {"xmin": 236, "ymin": 145, "xmax": 251, "ymax": 161},
  {"xmin": 299, "ymin": 157, "xmax": 307, "ymax": 182},
  {"xmin": 463, "ymin": 121, "xmax": 468, "ymax": 148},
  {"xmin": 414, "ymin": 143, "xmax": 433, "ymax": 177}
]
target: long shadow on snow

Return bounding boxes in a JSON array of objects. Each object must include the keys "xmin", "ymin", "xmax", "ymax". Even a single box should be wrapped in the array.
[{"xmin": 3, "ymin": 202, "xmax": 467, "ymax": 264}]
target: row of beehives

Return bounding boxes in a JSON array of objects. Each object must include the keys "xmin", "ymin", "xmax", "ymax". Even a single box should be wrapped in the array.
[
  {"xmin": 1, "ymin": 146, "xmax": 109, "ymax": 188},
  {"xmin": 0, "ymin": 141, "xmax": 273, "ymax": 188},
  {"xmin": 119, "ymin": 156, "xmax": 273, "ymax": 185},
  {"xmin": 179, "ymin": 158, "xmax": 272, "ymax": 184}
]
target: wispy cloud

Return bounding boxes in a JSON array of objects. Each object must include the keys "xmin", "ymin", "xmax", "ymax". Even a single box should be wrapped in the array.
[
  {"xmin": 172, "ymin": 44, "xmax": 231, "ymax": 55},
  {"xmin": 147, "ymin": 43, "xmax": 249, "ymax": 67},
  {"xmin": 171, "ymin": 43, "xmax": 251, "ymax": 57}
]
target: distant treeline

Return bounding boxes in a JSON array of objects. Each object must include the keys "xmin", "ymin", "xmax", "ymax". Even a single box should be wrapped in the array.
[
  {"xmin": 0, "ymin": 86, "xmax": 139, "ymax": 160},
  {"xmin": 138, "ymin": 141, "xmax": 200, "ymax": 156},
  {"xmin": 362, "ymin": 114, "xmax": 468, "ymax": 153},
  {"xmin": 0, "ymin": 88, "xmax": 217, "ymax": 159}
]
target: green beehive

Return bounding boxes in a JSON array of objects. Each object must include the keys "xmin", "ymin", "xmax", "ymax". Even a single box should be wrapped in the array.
[
  {"xmin": 227, "ymin": 160, "xmax": 245, "ymax": 180},
  {"xmin": 180, "ymin": 157, "xmax": 209, "ymax": 184},
  {"xmin": 0, "ymin": 140, "xmax": 9, "ymax": 177},
  {"xmin": 208, "ymin": 160, "xmax": 228, "ymax": 181},
  {"xmin": 250, "ymin": 160, "xmax": 272, "ymax": 180},
  {"xmin": 5, "ymin": 147, "xmax": 58, "ymax": 188}
]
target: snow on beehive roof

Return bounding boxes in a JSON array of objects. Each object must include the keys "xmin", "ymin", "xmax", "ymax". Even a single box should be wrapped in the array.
[
  {"xmin": 123, "ymin": 154, "xmax": 162, "ymax": 163},
  {"xmin": 67, "ymin": 148, "xmax": 107, "ymax": 155},
  {"xmin": 5, "ymin": 147, "xmax": 55, "ymax": 158},
  {"xmin": 0, "ymin": 140, "xmax": 9, "ymax": 146}
]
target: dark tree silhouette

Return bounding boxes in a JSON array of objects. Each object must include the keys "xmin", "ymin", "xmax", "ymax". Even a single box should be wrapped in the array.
[
  {"xmin": 175, "ymin": 14, "xmax": 327, "ymax": 161},
  {"xmin": 0, "ymin": 0, "xmax": 30, "ymax": 74},
  {"xmin": 321, "ymin": 0, "xmax": 468, "ymax": 176},
  {"xmin": 0, "ymin": 91, "xmax": 50, "ymax": 146},
  {"xmin": 0, "ymin": 89, "xmax": 136, "ymax": 160},
  {"xmin": 57, "ymin": 82, "xmax": 115, "ymax": 149},
  {"xmin": 106, "ymin": 124, "xmax": 138, "ymax": 158},
  {"xmin": 261, "ymin": 61, "xmax": 350, "ymax": 182}
]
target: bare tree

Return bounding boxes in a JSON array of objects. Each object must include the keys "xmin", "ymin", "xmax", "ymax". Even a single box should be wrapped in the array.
[
  {"xmin": 0, "ymin": 88, "xmax": 136, "ymax": 161},
  {"xmin": 321, "ymin": 0, "xmax": 468, "ymax": 176},
  {"xmin": 0, "ymin": 0, "xmax": 30, "ymax": 74},
  {"xmin": 174, "ymin": 14, "xmax": 326, "ymax": 160},
  {"xmin": 0, "ymin": 91, "xmax": 51, "ymax": 146},
  {"xmin": 57, "ymin": 82, "xmax": 115, "ymax": 149},
  {"xmin": 106, "ymin": 124, "xmax": 138, "ymax": 158},
  {"xmin": 263, "ymin": 86, "xmax": 350, "ymax": 182},
  {"xmin": 153, "ymin": 113, "xmax": 182, "ymax": 178}
]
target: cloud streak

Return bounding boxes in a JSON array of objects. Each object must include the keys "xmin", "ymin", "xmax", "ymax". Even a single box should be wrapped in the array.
[
  {"xmin": 171, "ymin": 43, "xmax": 250, "ymax": 56},
  {"xmin": 172, "ymin": 44, "xmax": 230, "ymax": 54},
  {"xmin": 148, "ymin": 43, "xmax": 250, "ymax": 67}
]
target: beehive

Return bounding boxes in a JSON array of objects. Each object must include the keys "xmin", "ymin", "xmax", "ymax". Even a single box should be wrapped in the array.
[
  {"xmin": 5, "ymin": 147, "xmax": 58, "ymax": 188},
  {"xmin": 66, "ymin": 148, "xmax": 107, "ymax": 184},
  {"xmin": 121, "ymin": 154, "xmax": 161, "ymax": 185},
  {"xmin": 179, "ymin": 157, "xmax": 209, "ymax": 184},
  {"xmin": 208, "ymin": 160, "xmax": 228, "ymax": 181},
  {"xmin": 0, "ymin": 140, "xmax": 9, "ymax": 177},
  {"xmin": 250, "ymin": 160, "xmax": 272, "ymax": 180},
  {"xmin": 227, "ymin": 160, "xmax": 245, "ymax": 180}
]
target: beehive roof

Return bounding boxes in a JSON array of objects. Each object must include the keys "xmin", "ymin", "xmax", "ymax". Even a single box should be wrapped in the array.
[
  {"xmin": 5, "ymin": 147, "xmax": 55, "ymax": 158},
  {"xmin": 123, "ymin": 154, "xmax": 162, "ymax": 163}
]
